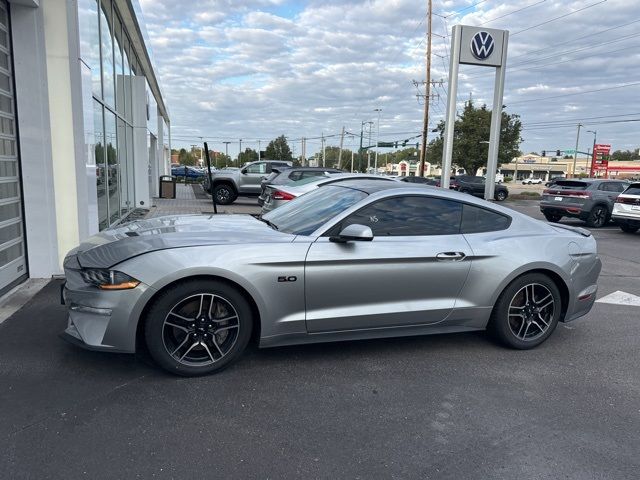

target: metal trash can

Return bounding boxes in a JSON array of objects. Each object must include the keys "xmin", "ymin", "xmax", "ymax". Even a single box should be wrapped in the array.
[{"xmin": 159, "ymin": 175, "xmax": 176, "ymax": 199}]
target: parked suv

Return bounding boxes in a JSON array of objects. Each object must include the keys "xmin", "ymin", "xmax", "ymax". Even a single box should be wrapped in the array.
[
  {"xmin": 258, "ymin": 167, "xmax": 343, "ymax": 205},
  {"xmin": 454, "ymin": 175, "xmax": 509, "ymax": 201},
  {"xmin": 611, "ymin": 182, "xmax": 640, "ymax": 233},
  {"xmin": 204, "ymin": 160, "xmax": 292, "ymax": 204},
  {"xmin": 540, "ymin": 179, "xmax": 629, "ymax": 228}
]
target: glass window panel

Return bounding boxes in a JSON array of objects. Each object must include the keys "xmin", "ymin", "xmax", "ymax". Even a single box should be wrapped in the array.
[
  {"xmin": 0, "ymin": 7, "xmax": 7, "ymax": 29},
  {"xmin": 94, "ymin": 101, "xmax": 108, "ymax": 230},
  {"xmin": 0, "ymin": 93, "xmax": 12, "ymax": 114},
  {"xmin": 461, "ymin": 204, "xmax": 511, "ymax": 234},
  {"xmin": 104, "ymin": 109, "xmax": 119, "ymax": 224},
  {"xmin": 99, "ymin": 1, "xmax": 115, "ymax": 106},
  {"xmin": 0, "ymin": 181, "xmax": 18, "ymax": 199},
  {"xmin": 123, "ymin": 38, "xmax": 131, "ymax": 121},
  {"xmin": 0, "ymin": 30, "xmax": 7, "ymax": 49},
  {"xmin": 0, "ymin": 161, "xmax": 17, "ymax": 176},
  {"xmin": 113, "ymin": 12, "xmax": 124, "ymax": 115},
  {"xmin": 0, "ymin": 222, "xmax": 20, "ymax": 244},
  {"xmin": 127, "ymin": 125, "xmax": 135, "ymax": 208},
  {"xmin": 0, "ymin": 51, "xmax": 8, "ymax": 71},
  {"xmin": 342, "ymin": 196, "xmax": 463, "ymax": 236},
  {"xmin": 78, "ymin": 0, "xmax": 101, "ymax": 99},
  {"xmin": 0, "ymin": 242, "xmax": 22, "ymax": 267},
  {"xmin": 0, "ymin": 116, "xmax": 13, "ymax": 135},
  {"xmin": 0, "ymin": 201, "xmax": 19, "ymax": 223}
]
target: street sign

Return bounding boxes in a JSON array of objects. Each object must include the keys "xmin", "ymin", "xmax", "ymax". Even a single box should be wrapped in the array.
[{"xmin": 564, "ymin": 149, "xmax": 575, "ymax": 154}]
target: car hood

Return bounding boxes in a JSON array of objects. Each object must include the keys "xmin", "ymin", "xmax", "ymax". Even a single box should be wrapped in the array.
[{"xmin": 74, "ymin": 214, "xmax": 293, "ymax": 269}]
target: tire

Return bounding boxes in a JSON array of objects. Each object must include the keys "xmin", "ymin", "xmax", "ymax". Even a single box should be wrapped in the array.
[
  {"xmin": 144, "ymin": 279, "xmax": 253, "ymax": 376},
  {"xmin": 495, "ymin": 190, "xmax": 507, "ymax": 201},
  {"xmin": 620, "ymin": 223, "xmax": 640, "ymax": 233},
  {"xmin": 544, "ymin": 212, "xmax": 563, "ymax": 223},
  {"xmin": 585, "ymin": 205, "xmax": 608, "ymax": 228},
  {"xmin": 488, "ymin": 273, "xmax": 561, "ymax": 350},
  {"xmin": 213, "ymin": 184, "xmax": 237, "ymax": 205}
]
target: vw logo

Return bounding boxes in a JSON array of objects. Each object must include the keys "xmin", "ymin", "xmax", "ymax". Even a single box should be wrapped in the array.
[{"xmin": 470, "ymin": 31, "xmax": 495, "ymax": 60}]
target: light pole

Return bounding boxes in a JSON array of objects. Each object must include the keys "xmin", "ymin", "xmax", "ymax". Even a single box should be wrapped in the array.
[
  {"xmin": 586, "ymin": 130, "xmax": 596, "ymax": 177},
  {"xmin": 374, "ymin": 108, "xmax": 382, "ymax": 175},
  {"xmin": 238, "ymin": 139, "xmax": 242, "ymax": 166},
  {"xmin": 572, "ymin": 124, "xmax": 582, "ymax": 178}
]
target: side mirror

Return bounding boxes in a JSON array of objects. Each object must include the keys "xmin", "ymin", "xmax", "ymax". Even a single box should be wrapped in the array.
[
  {"xmin": 241, "ymin": 169, "xmax": 247, "ymax": 175},
  {"xmin": 330, "ymin": 224, "xmax": 374, "ymax": 243}
]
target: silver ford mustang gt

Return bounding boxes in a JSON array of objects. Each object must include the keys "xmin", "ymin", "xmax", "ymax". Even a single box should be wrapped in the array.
[{"xmin": 61, "ymin": 180, "xmax": 601, "ymax": 376}]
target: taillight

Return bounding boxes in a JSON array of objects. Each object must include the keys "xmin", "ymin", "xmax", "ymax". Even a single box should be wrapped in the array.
[
  {"xmin": 616, "ymin": 196, "xmax": 639, "ymax": 204},
  {"xmin": 554, "ymin": 190, "xmax": 591, "ymax": 199},
  {"xmin": 272, "ymin": 190, "xmax": 295, "ymax": 201}
]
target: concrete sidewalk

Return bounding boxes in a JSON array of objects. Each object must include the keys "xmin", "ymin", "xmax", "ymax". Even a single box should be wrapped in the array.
[{"xmin": 147, "ymin": 183, "xmax": 260, "ymax": 217}]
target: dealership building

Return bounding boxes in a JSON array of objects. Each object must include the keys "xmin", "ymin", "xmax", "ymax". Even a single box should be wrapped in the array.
[{"xmin": 2, "ymin": 0, "xmax": 169, "ymax": 296}]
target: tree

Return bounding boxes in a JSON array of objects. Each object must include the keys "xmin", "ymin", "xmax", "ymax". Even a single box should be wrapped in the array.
[
  {"xmin": 238, "ymin": 148, "xmax": 258, "ymax": 165},
  {"xmin": 265, "ymin": 135, "xmax": 293, "ymax": 161},
  {"xmin": 177, "ymin": 148, "xmax": 197, "ymax": 166},
  {"xmin": 427, "ymin": 100, "xmax": 522, "ymax": 175},
  {"xmin": 611, "ymin": 149, "xmax": 639, "ymax": 161}
]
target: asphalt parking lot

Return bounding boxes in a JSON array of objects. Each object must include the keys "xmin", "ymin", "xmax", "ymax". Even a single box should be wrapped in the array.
[{"xmin": 1, "ymin": 199, "xmax": 639, "ymax": 479}]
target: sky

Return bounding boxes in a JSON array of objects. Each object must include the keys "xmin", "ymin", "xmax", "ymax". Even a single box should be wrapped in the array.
[{"xmin": 138, "ymin": 0, "xmax": 640, "ymax": 160}]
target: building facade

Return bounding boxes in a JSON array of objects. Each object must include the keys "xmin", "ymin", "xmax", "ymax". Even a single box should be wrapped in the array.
[{"xmin": 4, "ymin": 0, "xmax": 169, "ymax": 296}]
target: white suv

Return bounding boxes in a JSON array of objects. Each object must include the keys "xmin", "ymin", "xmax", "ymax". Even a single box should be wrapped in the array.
[
  {"xmin": 522, "ymin": 177, "xmax": 543, "ymax": 185},
  {"xmin": 612, "ymin": 182, "xmax": 640, "ymax": 233}
]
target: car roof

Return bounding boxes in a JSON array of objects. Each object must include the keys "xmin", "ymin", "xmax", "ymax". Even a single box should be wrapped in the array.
[{"xmin": 329, "ymin": 179, "xmax": 429, "ymax": 194}]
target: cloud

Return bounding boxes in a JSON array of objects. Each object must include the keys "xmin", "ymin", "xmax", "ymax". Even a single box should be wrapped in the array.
[{"xmin": 139, "ymin": 0, "xmax": 640, "ymax": 157}]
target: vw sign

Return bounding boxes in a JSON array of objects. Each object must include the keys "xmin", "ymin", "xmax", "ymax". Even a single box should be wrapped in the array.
[{"xmin": 470, "ymin": 31, "xmax": 494, "ymax": 60}]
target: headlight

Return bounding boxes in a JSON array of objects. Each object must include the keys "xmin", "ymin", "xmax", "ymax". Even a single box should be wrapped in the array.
[{"xmin": 80, "ymin": 269, "xmax": 140, "ymax": 290}]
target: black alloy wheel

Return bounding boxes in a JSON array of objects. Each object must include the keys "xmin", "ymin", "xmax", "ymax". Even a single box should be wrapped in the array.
[
  {"xmin": 213, "ymin": 184, "xmax": 237, "ymax": 205},
  {"xmin": 495, "ymin": 190, "xmax": 507, "ymax": 201},
  {"xmin": 586, "ymin": 205, "xmax": 608, "ymax": 228},
  {"xmin": 488, "ymin": 273, "xmax": 561, "ymax": 349},
  {"xmin": 145, "ymin": 280, "xmax": 253, "ymax": 376}
]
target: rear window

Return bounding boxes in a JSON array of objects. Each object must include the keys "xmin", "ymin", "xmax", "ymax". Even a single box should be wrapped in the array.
[
  {"xmin": 623, "ymin": 184, "xmax": 640, "ymax": 195},
  {"xmin": 554, "ymin": 180, "xmax": 588, "ymax": 190},
  {"xmin": 461, "ymin": 204, "xmax": 511, "ymax": 234}
]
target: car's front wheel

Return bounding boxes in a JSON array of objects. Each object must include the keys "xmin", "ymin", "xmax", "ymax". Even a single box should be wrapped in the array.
[
  {"xmin": 144, "ymin": 280, "xmax": 253, "ymax": 376},
  {"xmin": 544, "ymin": 212, "xmax": 563, "ymax": 223},
  {"xmin": 488, "ymin": 273, "xmax": 561, "ymax": 349},
  {"xmin": 213, "ymin": 184, "xmax": 237, "ymax": 205},
  {"xmin": 495, "ymin": 190, "xmax": 507, "ymax": 201},
  {"xmin": 586, "ymin": 205, "xmax": 608, "ymax": 228},
  {"xmin": 619, "ymin": 223, "xmax": 640, "ymax": 233}
]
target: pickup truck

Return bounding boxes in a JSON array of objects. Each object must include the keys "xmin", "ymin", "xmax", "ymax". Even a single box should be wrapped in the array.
[{"xmin": 204, "ymin": 160, "xmax": 293, "ymax": 205}]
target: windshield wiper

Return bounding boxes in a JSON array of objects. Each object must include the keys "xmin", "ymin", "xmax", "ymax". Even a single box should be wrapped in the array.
[{"xmin": 260, "ymin": 218, "xmax": 279, "ymax": 230}]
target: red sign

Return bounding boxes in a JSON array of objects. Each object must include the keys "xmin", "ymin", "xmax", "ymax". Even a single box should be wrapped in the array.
[{"xmin": 590, "ymin": 144, "xmax": 611, "ymax": 177}]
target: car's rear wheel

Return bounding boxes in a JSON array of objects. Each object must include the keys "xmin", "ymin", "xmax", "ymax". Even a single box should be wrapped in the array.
[
  {"xmin": 543, "ymin": 212, "xmax": 563, "ymax": 223},
  {"xmin": 586, "ymin": 205, "xmax": 608, "ymax": 228},
  {"xmin": 144, "ymin": 280, "xmax": 253, "ymax": 376},
  {"xmin": 495, "ymin": 190, "xmax": 507, "ymax": 201},
  {"xmin": 619, "ymin": 223, "xmax": 640, "ymax": 233},
  {"xmin": 213, "ymin": 184, "xmax": 237, "ymax": 205},
  {"xmin": 488, "ymin": 273, "xmax": 561, "ymax": 349}
]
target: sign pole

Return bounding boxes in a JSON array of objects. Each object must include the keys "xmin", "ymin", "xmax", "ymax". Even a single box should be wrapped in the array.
[
  {"xmin": 484, "ymin": 31, "xmax": 508, "ymax": 201},
  {"xmin": 441, "ymin": 25, "xmax": 462, "ymax": 189}
]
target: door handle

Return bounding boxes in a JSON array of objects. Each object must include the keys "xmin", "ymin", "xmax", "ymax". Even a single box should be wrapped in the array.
[{"xmin": 436, "ymin": 252, "xmax": 466, "ymax": 261}]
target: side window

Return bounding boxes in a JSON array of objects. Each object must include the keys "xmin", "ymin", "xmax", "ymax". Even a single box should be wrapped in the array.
[
  {"xmin": 461, "ymin": 204, "xmax": 511, "ymax": 234},
  {"xmin": 614, "ymin": 183, "xmax": 626, "ymax": 193},
  {"xmin": 245, "ymin": 162, "xmax": 266, "ymax": 174},
  {"xmin": 341, "ymin": 196, "xmax": 462, "ymax": 236},
  {"xmin": 301, "ymin": 171, "xmax": 320, "ymax": 179}
]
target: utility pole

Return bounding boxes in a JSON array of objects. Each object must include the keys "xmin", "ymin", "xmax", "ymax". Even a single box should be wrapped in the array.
[
  {"xmin": 238, "ymin": 139, "xmax": 242, "ymax": 166},
  {"xmin": 338, "ymin": 126, "xmax": 345, "ymax": 169},
  {"xmin": 367, "ymin": 122, "xmax": 373, "ymax": 172},
  {"xmin": 351, "ymin": 150, "xmax": 355, "ymax": 173},
  {"xmin": 301, "ymin": 137, "xmax": 306, "ymax": 166},
  {"xmin": 258, "ymin": 140, "xmax": 261, "ymax": 161},
  {"xmin": 419, "ymin": 0, "xmax": 433, "ymax": 177},
  {"xmin": 572, "ymin": 124, "xmax": 582, "ymax": 178},
  {"xmin": 374, "ymin": 108, "xmax": 382, "ymax": 174},
  {"xmin": 321, "ymin": 134, "xmax": 326, "ymax": 167}
]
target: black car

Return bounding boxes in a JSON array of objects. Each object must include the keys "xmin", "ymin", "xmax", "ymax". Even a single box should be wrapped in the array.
[
  {"xmin": 454, "ymin": 175, "xmax": 509, "ymax": 201},
  {"xmin": 545, "ymin": 176, "xmax": 566, "ymax": 187},
  {"xmin": 258, "ymin": 167, "xmax": 343, "ymax": 205},
  {"xmin": 399, "ymin": 176, "xmax": 438, "ymax": 185},
  {"xmin": 540, "ymin": 178, "xmax": 629, "ymax": 228}
]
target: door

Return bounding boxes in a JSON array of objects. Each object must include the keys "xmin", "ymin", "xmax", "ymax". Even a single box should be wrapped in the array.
[
  {"xmin": 0, "ymin": 2, "xmax": 27, "ymax": 295},
  {"xmin": 241, "ymin": 161, "xmax": 267, "ymax": 194},
  {"xmin": 304, "ymin": 196, "xmax": 472, "ymax": 333}
]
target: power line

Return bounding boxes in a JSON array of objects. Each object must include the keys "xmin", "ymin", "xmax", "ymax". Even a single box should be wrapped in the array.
[
  {"xmin": 512, "ymin": 0, "xmax": 608, "ymax": 36},
  {"xmin": 438, "ymin": 0, "xmax": 489, "ymax": 19},
  {"xmin": 508, "ymin": 81, "xmax": 640, "ymax": 105},
  {"xmin": 525, "ymin": 111, "xmax": 640, "ymax": 126},
  {"xmin": 479, "ymin": 0, "xmax": 547, "ymax": 26}
]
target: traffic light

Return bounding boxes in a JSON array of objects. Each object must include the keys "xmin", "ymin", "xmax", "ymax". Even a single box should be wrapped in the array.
[
  {"xmin": 556, "ymin": 150, "xmax": 561, "ymax": 156},
  {"xmin": 401, "ymin": 140, "xmax": 407, "ymax": 147},
  {"xmin": 542, "ymin": 150, "xmax": 546, "ymax": 156},
  {"xmin": 415, "ymin": 143, "xmax": 419, "ymax": 149},
  {"xmin": 394, "ymin": 142, "xmax": 398, "ymax": 148}
]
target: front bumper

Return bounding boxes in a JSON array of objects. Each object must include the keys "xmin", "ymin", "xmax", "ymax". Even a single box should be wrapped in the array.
[{"xmin": 60, "ymin": 279, "xmax": 152, "ymax": 354}]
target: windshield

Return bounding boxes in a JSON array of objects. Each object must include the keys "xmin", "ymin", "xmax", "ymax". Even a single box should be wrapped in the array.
[{"xmin": 262, "ymin": 185, "xmax": 367, "ymax": 235}]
